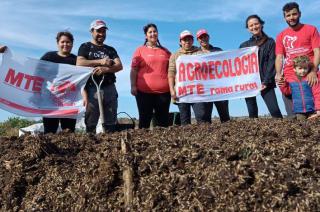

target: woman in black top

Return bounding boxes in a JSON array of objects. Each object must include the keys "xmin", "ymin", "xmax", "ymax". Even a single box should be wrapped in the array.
[
  {"xmin": 240, "ymin": 15, "xmax": 282, "ymax": 118},
  {"xmin": 41, "ymin": 31, "xmax": 77, "ymax": 133}
]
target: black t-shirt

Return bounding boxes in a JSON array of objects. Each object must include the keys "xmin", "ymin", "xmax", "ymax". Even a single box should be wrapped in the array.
[
  {"xmin": 78, "ymin": 42, "xmax": 119, "ymax": 87},
  {"xmin": 41, "ymin": 51, "xmax": 77, "ymax": 65}
]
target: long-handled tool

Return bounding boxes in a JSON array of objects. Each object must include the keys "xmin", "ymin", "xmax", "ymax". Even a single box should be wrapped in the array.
[{"xmin": 91, "ymin": 74, "xmax": 105, "ymax": 133}]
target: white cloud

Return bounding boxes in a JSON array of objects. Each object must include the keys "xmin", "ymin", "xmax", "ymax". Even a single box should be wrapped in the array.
[{"xmin": 2, "ymin": 0, "xmax": 312, "ymax": 23}]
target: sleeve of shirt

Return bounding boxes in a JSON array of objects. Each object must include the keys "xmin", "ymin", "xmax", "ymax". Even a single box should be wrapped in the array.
[
  {"xmin": 275, "ymin": 33, "xmax": 284, "ymax": 55},
  {"xmin": 77, "ymin": 43, "xmax": 89, "ymax": 58},
  {"xmin": 168, "ymin": 53, "xmax": 177, "ymax": 78},
  {"xmin": 279, "ymin": 81, "xmax": 291, "ymax": 96},
  {"xmin": 40, "ymin": 52, "xmax": 50, "ymax": 61},
  {"xmin": 263, "ymin": 39, "xmax": 277, "ymax": 85},
  {"xmin": 131, "ymin": 47, "xmax": 141, "ymax": 69},
  {"xmin": 311, "ymin": 26, "xmax": 320, "ymax": 49},
  {"xmin": 108, "ymin": 47, "xmax": 119, "ymax": 60}
]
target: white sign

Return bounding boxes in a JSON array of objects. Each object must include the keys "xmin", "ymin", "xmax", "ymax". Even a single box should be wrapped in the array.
[
  {"xmin": 175, "ymin": 46, "xmax": 261, "ymax": 103},
  {"xmin": 0, "ymin": 50, "xmax": 92, "ymax": 117}
]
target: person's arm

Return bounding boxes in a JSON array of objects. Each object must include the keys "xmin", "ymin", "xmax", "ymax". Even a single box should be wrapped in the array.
[
  {"xmin": 76, "ymin": 56, "xmax": 112, "ymax": 67},
  {"xmin": 262, "ymin": 41, "xmax": 276, "ymax": 87},
  {"xmin": 81, "ymin": 89, "xmax": 88, "ymax": 109},
  {"xmin": 76, "ymin": 43, "xmax": 113, "ymax": 67},
  {"xmin": 130, "ymin": 68, "xmax": 138, "ymax": 96},
  {"xmin": 275, "ymin": 54, "xmax": 285, "ymax": 86},
  {"xmin": 92, "ymin": 57, "xmax": 123, "ymax": 75},
  {"xmin": 306, "ymin": 47, "xmax": 320, "ymax": 86},
  {"xmin": 0, "ymin": 45, "xmax": 7, "ymax": 53},
  {"xmin": 168, "ymin": 54, "xmax": 177, "ymax": 100},
  {"xmin": 168, "ymin": 75, "xmax": 176, "ymax": 100}
]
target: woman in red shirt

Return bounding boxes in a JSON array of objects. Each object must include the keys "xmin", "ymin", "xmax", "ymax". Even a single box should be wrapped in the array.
[{"xmin": 131, "ymin": 23, "xmax": 171, "ymax": 128}]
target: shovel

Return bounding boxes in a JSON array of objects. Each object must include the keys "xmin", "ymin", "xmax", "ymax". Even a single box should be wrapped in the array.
[{"xmin": 91, "ymin": 74, "xmax": 105, "ymax": 133}]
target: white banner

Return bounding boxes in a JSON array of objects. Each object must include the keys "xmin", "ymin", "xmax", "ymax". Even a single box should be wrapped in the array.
[
  {"xmin": 175, "ymin": 46, "xmax": 261, "ymax": 103},
  {"xmin": 0, "ymin": 49, "xmax": 92, "ymax": 117}
]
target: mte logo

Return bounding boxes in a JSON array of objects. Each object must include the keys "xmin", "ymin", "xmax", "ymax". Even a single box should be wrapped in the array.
[
  {"xmin": 4, "ymin": 68, "xmax": 44, "ymax": 92},
  {"xmin": 283, "ymin": 35, "xmax": 297, "ymax": 49}
]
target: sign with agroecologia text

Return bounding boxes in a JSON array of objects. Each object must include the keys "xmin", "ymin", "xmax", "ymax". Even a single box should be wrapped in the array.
[
  {"xmin": 175, "ymin": 46, "xmax": 261, "ymax": 103},
  {"xmin": 0, "ymin": 49, "xmax": 92, "ymax": 118}
]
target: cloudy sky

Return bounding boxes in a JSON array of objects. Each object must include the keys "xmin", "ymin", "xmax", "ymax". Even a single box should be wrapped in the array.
[{"xmin": 0, "ymin": 0, "xmax": 319, "ymax": 121}]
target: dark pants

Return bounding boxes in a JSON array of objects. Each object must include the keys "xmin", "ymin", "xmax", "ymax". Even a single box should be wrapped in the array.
[
  {"xmin": 204, "ymin": 100, "xmax": 230, "ymax": 123},
  {"xmin": 135, "ymin": 91, "xmax": 171, "ymax": 128},
  {"xmin": 245, "ymin": 87, "xmax": 283, "ymax": 118},
  {"xmin": 85, "ymin": 84, "xmax": 118, "ymax": 133},
  {"xmin": 178, "ymin": 102, "xmax": 208, "ymax": 125},
  {"xmin": 282, "ymin": 94, "xmax": 296, "ymax": 118},
  {"xmin": 43, "ymin": 117, "xmax": 76, "ymax": 134}
]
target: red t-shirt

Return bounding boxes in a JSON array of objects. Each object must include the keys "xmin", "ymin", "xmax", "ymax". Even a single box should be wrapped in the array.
[
  {"xmin": 131, "ymin": 46, "xmax": 171, "ymax": 93},
  {"xmin": 275, "ymin": 24, "xmax": 320, "ymax": 82}
]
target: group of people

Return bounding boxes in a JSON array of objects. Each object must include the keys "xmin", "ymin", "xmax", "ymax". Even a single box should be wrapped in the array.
[
  {"xmin": 132, "ymin": 2, "xmax": 320, "ymax": 129},
  {"xmin": 0, "ymin": 2, "xmax": 319, "ymax": 134}
]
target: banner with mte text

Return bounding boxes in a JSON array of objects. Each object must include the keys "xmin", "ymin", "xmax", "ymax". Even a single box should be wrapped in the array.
[
  {"xmin": 175, "ymin": 46, "xmax": 261, "ymax": 103},
  {"xmin": 0, "ymin": 50, "xmax": 92, "ymax": 117}
]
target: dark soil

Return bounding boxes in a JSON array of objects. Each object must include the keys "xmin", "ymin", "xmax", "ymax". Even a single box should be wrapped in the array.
[{"xmin": 1, "ymin": 118, "xmax": 320, "ymax": 211}]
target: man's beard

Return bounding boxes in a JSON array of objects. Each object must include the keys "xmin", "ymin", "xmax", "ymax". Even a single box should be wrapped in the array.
[
  {"xmin": 287, "ymin": 17, "xmax": 300, "ymax": 28},
  {"xmin": 95, "ymin": 36, "xmax": 105, "ymax": 44}
]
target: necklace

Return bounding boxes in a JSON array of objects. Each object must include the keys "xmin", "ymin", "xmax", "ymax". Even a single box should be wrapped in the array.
[{"xmin": 146, "ymin": 42, "xmax": 159, "ymax": 49}]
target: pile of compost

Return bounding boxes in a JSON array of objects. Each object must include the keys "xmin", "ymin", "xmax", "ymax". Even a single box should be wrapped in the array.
[{"xmin": 1, "ymin": 118, "xmax": 320, "ymax": 211}]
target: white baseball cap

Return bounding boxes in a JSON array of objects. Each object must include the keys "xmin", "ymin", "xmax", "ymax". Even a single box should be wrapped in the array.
[{"xmin": 90, "ymin": 19, "xmax": 108, "ymax": 30}]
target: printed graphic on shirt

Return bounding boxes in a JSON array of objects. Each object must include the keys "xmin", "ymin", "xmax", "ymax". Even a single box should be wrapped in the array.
[
  {"xmin": 282, "ymin": 35, "xmax": 310, "ymax": 66},
  {"xmin": 89, "ymin": 50, "xmax": 110, "ymax": 59},
  {"xmin": 283, "ymin": 35, "xmax": 297, "ymax": 49}
]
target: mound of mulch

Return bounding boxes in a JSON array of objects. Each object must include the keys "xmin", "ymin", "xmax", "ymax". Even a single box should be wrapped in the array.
[{"xmin": 1, "ymin": 118, "xmax": 320, "ymax": 211}]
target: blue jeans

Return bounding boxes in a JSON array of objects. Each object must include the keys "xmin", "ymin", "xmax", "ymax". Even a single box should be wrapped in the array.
[
  {"xmin": 85, "ymin": 83, "xmax": 118, "ymax": 133},
  {"xmin": 177, "ymin": 102, "xmax": 208, "ymax": 125},
  {"xmin": 245, "ymin": 87, "xmax": 282, "ymax": 118}
]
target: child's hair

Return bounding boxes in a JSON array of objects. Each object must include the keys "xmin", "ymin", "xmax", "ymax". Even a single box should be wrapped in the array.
[{"xmin": 293, "ymin": 55, "xmax": 312, "ymax": 70}]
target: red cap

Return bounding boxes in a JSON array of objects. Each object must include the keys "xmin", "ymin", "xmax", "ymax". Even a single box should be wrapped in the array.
[{"xmin": 196, "ymin": 29, "xmax": 209, "ymax": 39}]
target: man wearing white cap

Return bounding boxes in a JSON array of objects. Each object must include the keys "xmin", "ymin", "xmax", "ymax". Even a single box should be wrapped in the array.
[
  {"xmin": 77, "ymin": 19, "xmax": 123, "ymax": 133},
  {"xmin": 196, "ymin": 29, "xmax": 230, "ymax": 123},
  {"xmin": 168, "ymin": 30, "xmax": 208, "ymax": 125}
]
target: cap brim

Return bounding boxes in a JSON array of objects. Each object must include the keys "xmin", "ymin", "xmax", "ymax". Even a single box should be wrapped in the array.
[
  {"xmin": 92, "ymin": 26, "xmax": 108, "ymax": 30},
  {"xmin": 180, "ymin": 35, "xmax": 193, "ymax": 40},
  {"xmin": 197, "ymin": 32, "xmax": 209, "ymax": 39}
]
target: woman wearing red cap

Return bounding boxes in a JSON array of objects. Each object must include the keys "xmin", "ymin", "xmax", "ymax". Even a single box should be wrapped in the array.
[
  {"xmin": 196, "ymin": 29, "xmax": 230, "ymax": 123},
  {"xmin": 240, "ymin": 15, "xmax": 283, "ymax": 118},
  {"xmin": 168, "ymin": 30, "xmax": 207, "ymax": 125},
  {"xmin": 131, "ymin": 23, "xmax": 171, "ymax": 128}
]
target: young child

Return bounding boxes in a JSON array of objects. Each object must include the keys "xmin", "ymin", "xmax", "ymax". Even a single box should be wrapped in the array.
[{"xmin": 279, "ymin": 55, "xmax": 320, "ymax": 119}]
